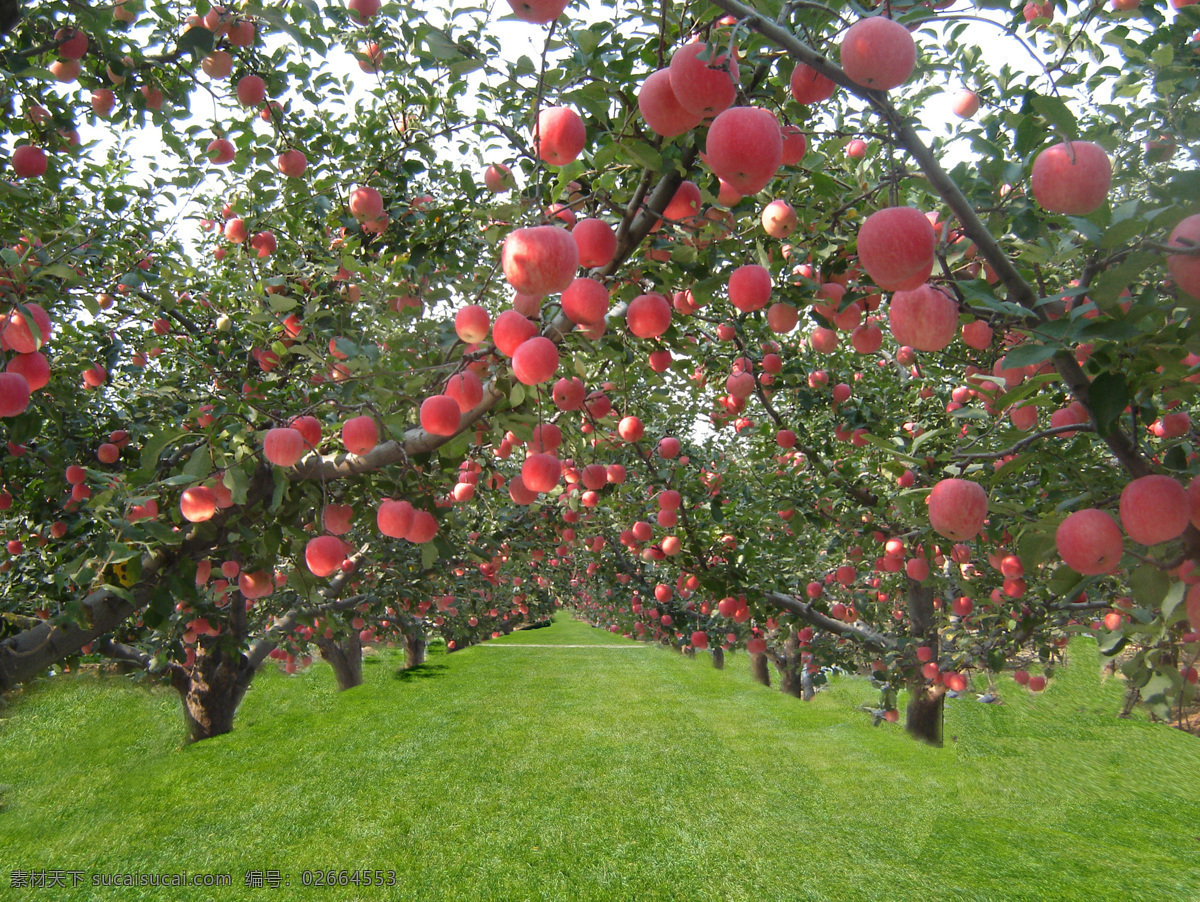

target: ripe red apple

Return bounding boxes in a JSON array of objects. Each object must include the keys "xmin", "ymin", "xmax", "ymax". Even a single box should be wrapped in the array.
[
  {"xmin": 534, "ymin": 106, "xmax": 585, "ymax": 166},
  {"xmin": 97, "ymin": 442, "xmax": 120, "ymax": 464},
  {"xmin": 790, "ymin": 62, "xmax": 835, "ymax": 104},
  {"xmin": 0, "ymin": 303, "xmax": 52, "ymax": 353},
  {"xmin": 1055, "ymin": 508, "xmax": 1123, "ymax": 575},
  {"xmin": 349, "ymin": 186, "xmax": 384, "ymax": 223},
  {"xmin": 779, "ymin": 125, "xmax": 807, "ymax": 165},
  {"xmin": 572, "ymin": 218, "xmax": 616, "ymax": 268},
  {"xmin": 377, "ymin": 499, "xmax": 414, "ymax": 538},
  {"xmin": 207, "ymin": 138, "xmax": 235, "ymax": 165},
  {"xmin": 263, "ymin": 427, "xmax": 305, "ymax": 467},
  {"xmin": 626, "ymin": 292, "xmax": 672, "ymax": 338},
  {"xmin": 55, "ymin": 26, "xmax": 88, "ymax": 59},
  {"xmin": 705, "ymin": 106, "xmax": 782, "ymax": 196},
  {"xmin": 512, "ymin": 336, "xmax": 559, "ymax": 385},
  {"xmin": 322, "ymin": 504, "xmax": 353, "ymax": 535},
  {"xmin": 927, "ymin": 478, "xmax": 988, "ymax": 541},
  {"xmin": 0, "ymin": 372, "xmax": 30, "ymax": 417},
  {"xmin": 951, "ymin": 90, "xmax": 980, "ymax": 119},
  {"xmin": 658, "ymin": 436, "xmax": 680, "ymax": 458},
  {"xmin": 668, "ymin": 41, "xmax": 739, "ymax": 118},
  {"xmin": 91, "ymin": 88, "xmax": 116, "ymax": 117},
  {"xmin": 1119, "ymin": 474, "xmax": 1188, "ymax": 546},
  {"xmin": 484, "ymin": 162, "xmax": 513, "ymax": 193},
  {"xmin": 552, "ymin": 376, "xmax": 586, "ymax": 410},
  {"xmin": 276, "ymin": 149, "xmax": 307, "ymax": 178},
  {"xmin": 12, "ymin": 145, "xmax": 47, "ymax": 179},
  {"xmin": 202, "ymin": 50, "xmax": 233, "ymax": 79},
  {"xmin": 502, "ymin": 225, "xmax": 579, "ymax": 295},
  {"xmin": 492, "ymin": 309, "xmax": 538, "ymax": 356},
  {"xmin": 239, "ymin": 570, "xmax": 274, "ymax": 599},
  {"xmin": 1166, "ymin": 214, "xmax": 1200, "ymax": 299},
  {"xmin": 766, "ymin": 303, "xmax": 799, "ymax": 333},
  {"xmin": 841, "ymin": 17, "xmax": 917, "ymax": 91},
  {"xmin": 1030, "ymin": 141, "xmax": 1112, "ymax": 215},
  {"xmin": 250, "ymin": 231, "xmax": 276, "ymax": 258},
  {"xmin": 638, "ymin": 67, "xmax": 703, "ymax": 137},
  {"xmin": 306, "ymin": 535, "xmax": 346, "ymax": 577},
  {"xmin": 504, "ymin": 0, "xmax": 570, "ymax": 23},
  {"xmin": 348, "ymin": 0, "xmax": 381, "ymax": 23},
  {"xmin": 446, "ymin": 370, "xmax": 484, "ymax": 412},
  {"xmin": 455, "ymin": 304, "xmax": 490, "ymax": 343},
  {"xmin": 180, "ymin": 486, "xmax": 218, "ymax": 523},
  {"xmin": 522, "ymin": 453, "xmax": 562, "ymax": 493},
  {"xmin": 728, "ymin": 264, "xmax": 771, "ymax": 313},
  {"xmin": 888, "ymin": 284, "xmax": 959, "ymax": 351},
  {"xmin": 761, "ymin": 200, "xmax": 797, "ymax": 239},
  {"xmin": 961, "ymin": 320, "xmax": 993, "ymax": 349},
  {"xmin": 857, "ymin": 206, "xmax": 936, "ymax": 291},
  {"xmin": 851, "ymin": 322, "xmax": 883, "ymax": 354},
  {"xmin": 661, "ymin": 180, "xmax": 701, "ymax": 226},
  {"xmin": 226, "ymin": 18, "xmax": 255, "ymax": 46},
  {"xmin": 236, "ymin": 74, "xmax": 266, "ymax": 107},
  {"xmin": 561, "ymin": 277, "xmax": 610, "ymax": 325},
  {"xmin": 342, "ymin": 415, "xmax": 379, "ymax": 455},
  {"xmin": 420, "ymin": 395, "xmax": 461, "ymax": 436},
  {"xmin": 618, "ymin": 415, "xmax": 644, "ymax": 442}
]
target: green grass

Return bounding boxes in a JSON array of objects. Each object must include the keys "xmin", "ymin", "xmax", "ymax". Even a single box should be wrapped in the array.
[{"xmin": 1, "ymin": 616, "xmax": 1198, "ymax": 901}]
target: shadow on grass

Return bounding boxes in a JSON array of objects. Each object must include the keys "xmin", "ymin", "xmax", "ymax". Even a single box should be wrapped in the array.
[{"xmin": 392, "ymin": 662, "xmax": 450, "ymax": 683}]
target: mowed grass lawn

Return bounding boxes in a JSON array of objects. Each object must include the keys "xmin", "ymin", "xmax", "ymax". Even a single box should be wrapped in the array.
[{"xmin": 1, "ymin": 615, "xmax": 1198, "ymax": 902}]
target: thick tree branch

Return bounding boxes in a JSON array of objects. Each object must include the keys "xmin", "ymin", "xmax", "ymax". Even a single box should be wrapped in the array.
[{"xmin": 762, "ymin": 590, "xmax": 896, "ymax": 651}]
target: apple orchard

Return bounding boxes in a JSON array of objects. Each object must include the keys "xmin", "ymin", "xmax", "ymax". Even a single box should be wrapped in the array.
[{"xmin": 0, "ymin": 0, "xmax": 1199, "ymax": 744}]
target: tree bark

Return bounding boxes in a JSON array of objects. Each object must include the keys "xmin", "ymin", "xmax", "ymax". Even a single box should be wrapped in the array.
[
  {"xmin": 316, "ymin": 631, "xmax": 362, "ymax": 690},
  {"xmin": 778, "ymin": 667, "xmax": 803, "ymax": 698},
  {"xmin": 402, "ymin": 622, "xmax": 426, "ymax": 669},
  {"xmin": 905, "ymin": 578, "xmax": 943, "ymax": 746},
  {"xmin": 710, "ymin": 646, "xmax": 724, "ymax": 669},
  {"xmin": 750, "ymin": 652, "xmax": 771, "ymax": 687},
  {"xmin": 170, "ymin": 643, "xmax": 253, "ymax": 744}
]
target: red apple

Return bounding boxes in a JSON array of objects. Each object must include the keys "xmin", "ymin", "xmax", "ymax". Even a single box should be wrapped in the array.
[
  {"xmin": 1031, "ymin": 141, "xmax": 1112, "ymax": 215},
  {"xmin": 728, "ymin": 264, "xmax": 771, "ymax": 313},
  {"xmin": 305, "ymin": 535, "xmax": 346, "ymax": 577},
  {"xmin": 342, "ymin": 415, "xmax": 379, "ymax": 455},
  {"xmin": 840, "ymin": 17, "xmax": 917, "ymax": 91},
  {"xmin": 790, "ymin": 62, "xmax": 836, "ymax": 104},
  {"xmin": 561, "ymin": 277, "xmax": 609, "ymax": 325},
  {"xmin": 492, "ymin": 309, "xmax": 538, "ymax": 356},
  {"xmin": 626, "ymin": 293, "xmax": 672, "ymax": 338},
  {"xmin": 638, "ymin": 67, "xmax": 703, "ymax": 137},
  {"xmin": 857, "ymin": 206, "xmax": 936, "ymax": 291},
  {"xmin": 276, "ymin": 149, "xmax": 307, "ymax": 178},
  {"xmin": 0, "ymin": 372, "xmax": 30, "ymax": 417},
  {"xmin": 761, "ymin": 200, "xmax": 798, "ymax": 239},
  {"xmin": 377, "ymin": 499, "xmax": 414, "ymax": 538},
  {"xmin": 180, "ymin": 486, "xmax": 218, "ymax": 523},
  {"xmin": 12, "ymin": 145, "xmax": 47, "ymax": 179},
  {"xmin": 484, "ymin": 162, "xmax": 513, "ymax": 192},
  {"xmin": 705, "ymin": 106, "xmax": 782, "ymax": 196},
  {"xmin": 888, "ymin": 284, "xmax": 959, "ymax": 352},
  {"xmin": 420, "ymin": 394, "xmax": 461, "ymax": 436},
  {"xmin": 207, "ymin": 138, "xmax": 235, "ymax": 165},
  {"xmin": 668, "ymin": 41, "xmax": 739, "ymax": 118},
  {"xmin": 552, "ymin": 376, "xmax": 586, "ymax": 410},
  {"xmin": 572, "ymin": 218, "xmax": 616, "ymax": 268},
  {"xmin": 927, "ymin": 478, "xmax": 988, "ymax": 541},
  {"xmin": 533, "ymin": 106, "xmax": 585, "ymax": 166},
  {"xmin": 1166, "ymin": 214, "xmax": 1200, "ymax": 299},
  {"xmin": 454, "ymin": 304, "xmax": 490, "ymax": 343},
  {"xmin": 951, "ymin": 90, "xmax": 980, "ymax": 119},
  {"xmin": 349, "ymin": 186, "xmax": 384, "ymax": 223},
  {"xmin": 522, "ymin": 452, "xmax": 562, "ymax": 493},
  {"xmin": 1119, "ymin": 474, "xmax": 1188, "ymax": 546},
  {"xmin": 501, "ymin": 225, "xmax": 578, "ymax": 295},
  {"xmin": 779, "ymin": 125, "xmax": 807, "ymax": 165},
  {"xmin": 263, "ymin": 427, "xmax": 305, "ymax": 467},
  {"xmin": 511, "ymin": 336, "xmax": 559, "ymax": 385},
  {"xmin": 504, "ymin": 0, "xmax": 570, "ymax": 24},
  {"xmin": 446, "ymin": 370, "xmax": 484, "ymax": 412},
  {"xmin": 348, "ymin": 0, "xmax": 381, "ymax": 23},
  {"xmin": 236, "ymin": 74, "xmax": 266, "ymax": 107}
]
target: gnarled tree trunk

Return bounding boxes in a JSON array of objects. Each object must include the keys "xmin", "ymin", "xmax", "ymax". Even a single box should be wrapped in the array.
[
  {"xmin": 710, "ymin": 646, "xmax": 724, "ymax": 669},
  {"xmin": 170, "ymin": 643, "xmax": 254, "ymax": 744},
  {"xmin": 316, "ymin": 631, "xmax": 362, "ymax": 690},
  {"xmin": 905, "ymin": 578, "xmax": 943, "ymax": 746}
]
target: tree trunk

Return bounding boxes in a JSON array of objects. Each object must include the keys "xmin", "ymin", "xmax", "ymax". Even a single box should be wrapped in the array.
[
  {"xmin": 750, "ymin": 652, "xmax": 771, "ymax": 687},
  {"xmin": 403, "ymin": 628, "xmax": 426, "ymax": 669},
  {"xmin": 905, "ymin": 578, "xmax": 943, "ymax": 746},
  {"xmin": 801, "ymin": 667, "xmax": 815, "ymax": 701},
  {"xmin": 710, "ymin": 646, "xmax": 724, "ymax": 669},
  {"xmin": 316, "ymin": 632, "xmax": 362, "ymax": 690},
  {"xmin": 778, "ymin": 667, "xmax": 803, "ymax": 698},
  {"xmin": 905, "ymin": 685, "xmax": 944, "ymax": 746},
  {"xmin": 683, "ymin": 645, "xmax": 696, "ymax": 658},
  {"xmin": 171, "ymin": 643, "xmax": 253, "ymax": 744}
]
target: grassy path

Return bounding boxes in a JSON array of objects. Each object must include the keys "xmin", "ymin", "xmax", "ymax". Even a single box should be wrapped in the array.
[{"xmin": 0, "ymin": 615, "xmax": 1197, "ymax": 901}]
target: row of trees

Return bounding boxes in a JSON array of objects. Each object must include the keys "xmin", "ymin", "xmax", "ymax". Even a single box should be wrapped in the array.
[{"xmin": 0, "ymin": 0, "xmax": 1198, "ymax": 744}]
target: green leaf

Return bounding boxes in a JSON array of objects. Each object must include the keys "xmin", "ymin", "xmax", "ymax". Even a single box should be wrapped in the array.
[
  {"xmin": 999, "ymin": 342, "xmax": 1059, "ymax": 370},
  {"xmin": 1161, "ymin": 580, "xmax": 1186, "ymax": 621},
  {"xmin": 225, "ymin": 463, "xmax": 251, "ymax": 505},
  {"xmin": 182, "ymin": 445, "xmax": 213, "ymax": 480},
  {"xmin": 421, "ymin": 541, "xmax": 440, "ymax": 570},
  {"xmin": 1130, "ymin": 564, "xmax": 1169, "ymax": 608},
  {"xmin": 1088, "ymin": 371, "xmax": 1128, "ymax": 436},
  {"xmin": 1030, "ymin": 94, "xmax": 1078, "ymax": 139}
]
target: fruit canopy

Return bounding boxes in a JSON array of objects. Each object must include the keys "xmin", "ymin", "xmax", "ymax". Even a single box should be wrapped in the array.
[{"xmin": 0, "ymin": 0, "xmax": 1198, "ymax": 742}]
